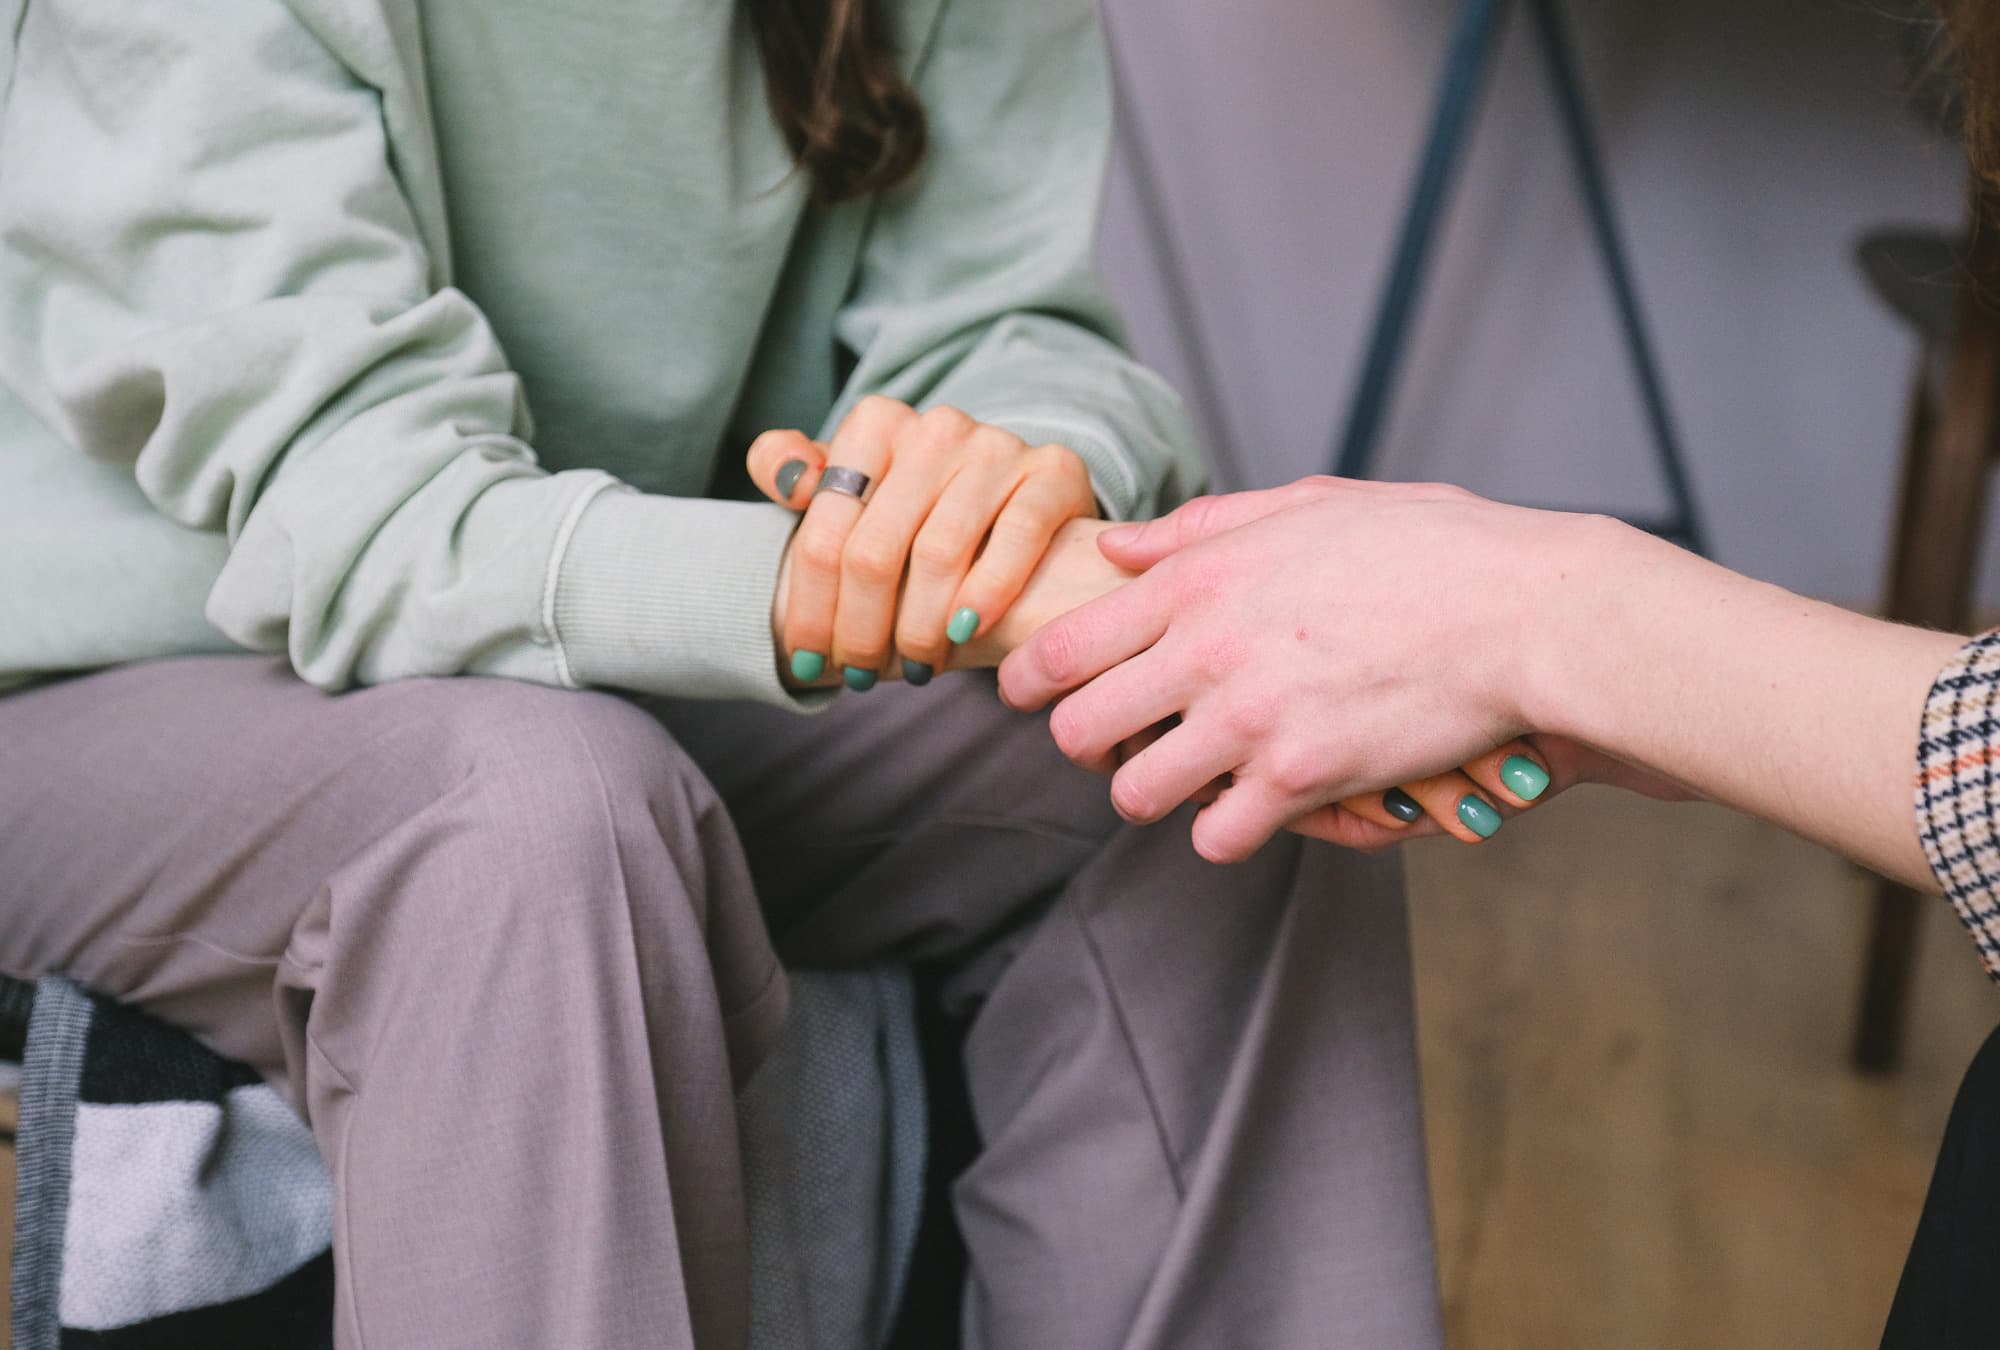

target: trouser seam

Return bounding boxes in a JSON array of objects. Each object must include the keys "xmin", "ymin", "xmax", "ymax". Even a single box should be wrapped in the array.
[{"xmin": 1065, "ymin": 899, "xmax": 1187, "ymax": 1201}]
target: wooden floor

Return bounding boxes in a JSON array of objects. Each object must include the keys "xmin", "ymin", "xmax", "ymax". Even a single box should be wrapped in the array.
[
  {"xmin": 0, "ymin": 794, "xmax": 1991, "ymax": 1350},
  {"xmin": 1408, "ymin": 790, "xmax": 1999, "ymax": 1350}
]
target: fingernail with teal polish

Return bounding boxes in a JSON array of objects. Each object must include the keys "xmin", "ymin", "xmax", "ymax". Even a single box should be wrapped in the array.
[
  {"xmin": 775, "ymin": 459, "xmax": 808, "ymax": 500},
  {"xmin": 1382, "ymin": 788, "xmax": 1423, "ymax": 823},
  {"xmin": 947, "ymin": 608, "xmax": 980, "ymax": 644},
  {"xmin": 1501, "ymin": 754, "xmax": 1550, "ymax": 801},
  {"xmin": 1458, "ymin": 794, "xmax": 1503, "ymax": 839},
  {"xmin": 790, "ymin": 650, "xmax": 825, "ymax": 682},
  {"xmin": 901, "ymin": 659, "xmax": 934, "ymax": 687},
  {"xmin": 843, "ymin": 666, "xmax": 878, "ymax": 692}
]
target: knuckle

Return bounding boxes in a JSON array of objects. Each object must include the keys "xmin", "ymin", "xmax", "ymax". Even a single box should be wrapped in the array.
[
  {"xmin": 900, "ymin": 419, "xmax": 957, "ymax": 460},
  {"xmin": 843, "ymin": 396, "xmax": 912, "ymax": 446},
  {"xmin": 1036, "ymin": 445, "xmax": 1092, "ymax": 490},
  {"xmin": 794, "ymin": 527, "xmax": 846, "ymax": 576},
  {"xmin": 853, "ymin": 394, "xmax": 907, "ymax": 426},
  {"xmin": 1033, "ymin": 622, "xmax": 1082, "ymax": 684},
  {"xmin": 1170, "ymin": 556, "xmax": 1227, "ymax": 608},
  {"xmin": 1267, "ymin": 750, "xmax": 1323, "ymax": 801},
  {"xmin": 1220, "ymin": 691, "xmax": 1277, "ymax": 743},
  {"xmin": 970, "ymin": 426, "xmax": 1026, "ymax": 461},
  {"xmin": 989, "ymin": 512, "xmax": 1047, "ymax": 552},
  {"xmin": 920, "ymin": 403, "xmax": 974, "ymax": 437},
  {"xmin": 1191, "ymin": 633, "xmax": 1248, "ymax": 683},
  {"xmin": 910, "ymin": 530, "xmax": 970, "ymax": 573},
  {"xmin": 1177, "ymin": 494, "xmax": 1219, "ymax": 536},
  {"xmin": 1415, "ymin": 480, "xmax": 1472, "ymax": 502},
  {"xmin": 842, "ymin": 534, "xmax": 904, "ymax": 585}
]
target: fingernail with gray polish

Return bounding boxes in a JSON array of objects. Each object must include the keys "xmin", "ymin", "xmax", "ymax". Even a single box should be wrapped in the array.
[
  {"xmin": 775, "ymin": 459, "xmax": 809, "ymax": 500},
  {"xmin": 1382, "ymin": 787, "xmax": 1423, "ymax": 823},
  {"xmin": 901, "ymin": 659, "xmax": 934, "ymax": 687}
]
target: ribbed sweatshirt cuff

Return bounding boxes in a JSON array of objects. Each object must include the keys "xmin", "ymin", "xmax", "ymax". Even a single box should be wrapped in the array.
[{"xmin": 551, "ymin": 488, "xmax": 826, "ymax": 710}]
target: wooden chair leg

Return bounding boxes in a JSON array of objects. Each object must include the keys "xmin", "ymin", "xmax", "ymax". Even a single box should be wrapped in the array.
[
  {"xmin": 1882, "ymin": 373, "xmax": 1938, "ymax": 608},
  {"xmin": 1855, "ymin": 878, "xmax": 1928, "ymax": 1073}
]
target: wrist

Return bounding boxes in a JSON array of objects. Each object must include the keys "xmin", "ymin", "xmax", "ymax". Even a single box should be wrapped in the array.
[{"xmin": 1510, "ymin": 512, "xmax": 1668, "ymax": 746}]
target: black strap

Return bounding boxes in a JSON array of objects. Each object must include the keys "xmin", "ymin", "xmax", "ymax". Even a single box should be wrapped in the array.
[{"xmin": 0, "ymin": 970, "xmax": 34, "ymax": 1062}]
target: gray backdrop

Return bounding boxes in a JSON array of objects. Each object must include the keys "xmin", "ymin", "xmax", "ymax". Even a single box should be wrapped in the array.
[{"xmin": 1096, "ymin": 0, "xmax": 1972, "ymax": 604}]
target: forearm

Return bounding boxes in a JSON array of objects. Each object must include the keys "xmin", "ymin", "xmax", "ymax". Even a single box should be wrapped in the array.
[{"xmin": 1522, "ymin": 517, "xmax": 1961, "ymax": 888}]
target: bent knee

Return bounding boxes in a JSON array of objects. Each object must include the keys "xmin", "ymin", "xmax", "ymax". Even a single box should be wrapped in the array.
[
  {"xmin": 330, "ymin": 681, "xmax": 736, "ymax": 944},
  {"xmin": 356, "ymin": 678, "xmax": 719, "ymax": 844}
]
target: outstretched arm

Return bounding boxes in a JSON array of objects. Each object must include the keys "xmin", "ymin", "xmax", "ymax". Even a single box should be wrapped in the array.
[{"xmin": 998, "ymin": 477, "xmax": 1960, "ymax": 888}]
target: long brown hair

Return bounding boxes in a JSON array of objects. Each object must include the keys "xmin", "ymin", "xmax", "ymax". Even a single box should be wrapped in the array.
[
  {"xmin": 744, "ymin": 0, "xmax": 927, "ymax": 204},
  {"xmin": 1941, "ymin": 0, "xmax": 1999, "ymax": 182}
]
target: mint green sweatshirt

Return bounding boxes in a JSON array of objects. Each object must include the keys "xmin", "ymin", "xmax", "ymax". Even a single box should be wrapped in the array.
[{"xmin": 0, "ymin": 0, "xmax": 1204, "ymax": 705}]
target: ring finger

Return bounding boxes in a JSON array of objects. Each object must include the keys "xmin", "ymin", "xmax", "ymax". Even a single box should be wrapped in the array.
[{"xmin": 1391, "ymin": 769, "xmax": 1507, "ymax": 845}]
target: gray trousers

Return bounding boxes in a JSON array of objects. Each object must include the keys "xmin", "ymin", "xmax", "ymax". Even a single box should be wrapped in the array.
[{"xmin": 0, "ymin": 656, "xmax": 1441, "ymax": 1349}]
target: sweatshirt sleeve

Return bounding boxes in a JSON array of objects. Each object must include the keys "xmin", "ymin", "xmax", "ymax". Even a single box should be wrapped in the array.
[
  {"xmin": 1916, "ymin": 628, "xmax": 2000, "ymax": 980},
  {"xmin": 0, "ymin": 0, "xmax": 806, "ymax": 706},
  {"xmin": 827, "ymin": 0, "xmax": 1209, "ymax": 522}
]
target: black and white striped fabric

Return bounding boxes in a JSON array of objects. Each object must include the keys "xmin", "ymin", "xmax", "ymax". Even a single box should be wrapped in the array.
[
  {"xmin": 4, "ymin": 968, "xmax": 926, "ymax": 1350},
  {"xmin": 6, "ymin": 975, "xmax": 333, "ymax": 1350},
  {"xmin": 1917, "ymin": 628, "xmax": 2000, "ymax": 980}
]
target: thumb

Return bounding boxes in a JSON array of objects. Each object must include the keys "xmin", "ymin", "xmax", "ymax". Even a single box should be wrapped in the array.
[
  {"xmin": 1098, "ymin": 479, "xmax": 1336, "ymax": 569},
  {"xmin": 745, "ymin": 428, "xmax": 828, "ymax": 510}
]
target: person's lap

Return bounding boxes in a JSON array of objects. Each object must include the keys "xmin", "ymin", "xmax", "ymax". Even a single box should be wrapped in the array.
[
  {"xmin": 0, "ymin": 655, "xmax": 1101, "ymax": 1066},
  {"xmin": 0, "ymin": 653, "xmax": 1444, "ymax": 1348},
  {"xmin": 650, "ymin": 668, "xmax": 1124, "ymax": 971}
]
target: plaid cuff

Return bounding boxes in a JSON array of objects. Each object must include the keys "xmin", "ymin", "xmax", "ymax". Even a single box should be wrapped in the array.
[{"xmin": 1917, "ymin": 628, "xmax": 2000, "ymax": 979}]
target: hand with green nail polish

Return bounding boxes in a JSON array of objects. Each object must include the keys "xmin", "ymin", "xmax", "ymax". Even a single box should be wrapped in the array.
[
  {"xmin": 751, "ymin": 399, "xmax": 1104, "ymax": 690},
  {"xmin": 772, "ymin": 516, "xmax": 1137, "ymax": 690}
]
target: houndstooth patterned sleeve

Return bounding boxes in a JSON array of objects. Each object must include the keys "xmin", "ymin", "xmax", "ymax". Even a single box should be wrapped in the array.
[{"xmin": 1917, "ymin": 629, "xmax": 2000, "ymax": 979}]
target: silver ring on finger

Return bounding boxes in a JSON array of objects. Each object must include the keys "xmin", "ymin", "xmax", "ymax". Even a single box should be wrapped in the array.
[{"xmin": 815, "ymin": 466, "xmax": 872, "ymax": 502}]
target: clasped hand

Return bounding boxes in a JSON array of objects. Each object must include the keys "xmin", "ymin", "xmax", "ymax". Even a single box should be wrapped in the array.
[
  {"xmin": 754, "ymin": 410, "xmax": 1640, "ymax": 860},
  {"xmin": 753, "ymin": 396, "xmax": 1123, "ymax": 684},
  {"xmin": 999, "ymin": 477, "xmax": 1684, "ymax": 862}
]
